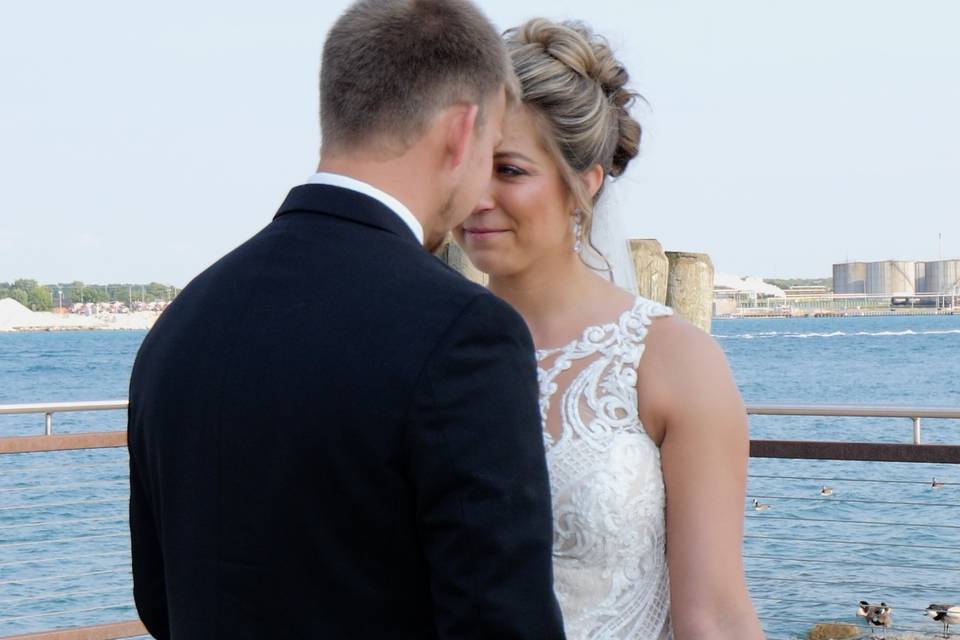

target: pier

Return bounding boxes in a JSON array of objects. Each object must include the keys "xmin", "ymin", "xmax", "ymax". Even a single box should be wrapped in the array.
[{"xmin": 715, "ymin": 292, "xmax": 960, "ymax": 319}]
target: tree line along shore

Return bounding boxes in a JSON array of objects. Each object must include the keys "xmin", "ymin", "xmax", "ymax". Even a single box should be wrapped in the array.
[{"xmin": 1, "ymin": 280, "xmax": 179, "ymax": 312}]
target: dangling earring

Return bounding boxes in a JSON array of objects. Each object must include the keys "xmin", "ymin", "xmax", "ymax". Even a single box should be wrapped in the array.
[{"xmin": 572, "ymin": 210, "xmax": 584, "ymax": 254}]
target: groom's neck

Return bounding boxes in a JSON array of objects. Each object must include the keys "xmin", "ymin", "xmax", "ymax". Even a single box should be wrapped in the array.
[{"xmin": 317, "ymin": 151, "xmax": 435, "ymax": 233}]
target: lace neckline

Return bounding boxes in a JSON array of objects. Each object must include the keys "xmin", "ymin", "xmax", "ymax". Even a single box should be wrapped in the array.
[
  {"xmin": 535, "ymin": 297, "xmax": 644, "ymax": 361},
  {"xmin": 535, "ymin": 296, "xmax": 671, "ymax": 451}
]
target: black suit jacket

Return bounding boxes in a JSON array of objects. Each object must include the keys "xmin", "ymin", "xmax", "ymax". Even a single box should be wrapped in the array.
[{"xmin": 128, "ymin": 184, "xmax": 565, "ymax": 639}]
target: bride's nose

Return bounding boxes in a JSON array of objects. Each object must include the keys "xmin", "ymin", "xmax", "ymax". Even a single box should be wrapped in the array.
[{"xmin": 471, "ymin": 186, "xmax": 496, "ymax": 215}]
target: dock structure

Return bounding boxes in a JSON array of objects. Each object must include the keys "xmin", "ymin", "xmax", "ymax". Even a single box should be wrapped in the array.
[{"xmin": 716, "ymin": 292, "xmax": 959, "ymax": 318}]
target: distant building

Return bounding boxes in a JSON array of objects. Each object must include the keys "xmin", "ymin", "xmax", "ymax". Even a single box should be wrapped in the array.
[
  {"xmin": 865, "ymin": 261, "xmax": 915, "ymax": 295},
  {"xmin": 833, "ymin": 262, "xmax": 867, "ymax": 294},
  {"xmin": 714, "ymin": 272, "xmax": 786, "ymax": 298},
  {"xmin": 833, "ymin": 259, "xmax": 960, "ymax": 295},
  {"xmin": 917, "ymin": 259, "xmax": 960, "ymax": 294},
  {"xmin": 785, "ymin": 286, "xmax": 829, "ymax": 297},
  {"xmin": 713, "ymin": 273, "xmax": 787, "ymax": 316}
]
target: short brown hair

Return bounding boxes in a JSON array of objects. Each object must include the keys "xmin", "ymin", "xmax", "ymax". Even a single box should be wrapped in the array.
[{"xmin": 320, "ymin": 0, "xmax": 511, "ymax": 153}]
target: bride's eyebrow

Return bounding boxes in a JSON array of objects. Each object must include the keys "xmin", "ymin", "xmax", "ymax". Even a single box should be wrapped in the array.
[{"xmin": 494, "ymin": 150, "xmax": 537, "ymax": 165}]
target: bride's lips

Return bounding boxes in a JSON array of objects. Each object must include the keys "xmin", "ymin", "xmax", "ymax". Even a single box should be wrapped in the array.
[{"xmin": 463, "ymin": 227, "xmax": 509, "ymax": 239}]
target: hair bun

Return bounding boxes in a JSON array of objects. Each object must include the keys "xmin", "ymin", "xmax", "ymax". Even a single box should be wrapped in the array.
[
  {"xmin": 610, "ymin": 108, "xmax": 640, "ymax": 177},
  {"xmin": 508, "ymin": 19, "xmax": 641, "ymax": 177},
  {"xmin": 588, "ymin": 38, "xmax": 641, "ymax": 177}
]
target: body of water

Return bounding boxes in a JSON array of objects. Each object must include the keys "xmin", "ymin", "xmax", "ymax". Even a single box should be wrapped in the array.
[
  {"xmin": 0, "ymin": 332, "xmax": 145, "ymax": 636},
  {"xmin": 1, "ymin": 314, "xmax": 959, "ymax": 637},
  {"xmin": 720, "ymin": 314, "xmax": 960, "ymax": 639}
]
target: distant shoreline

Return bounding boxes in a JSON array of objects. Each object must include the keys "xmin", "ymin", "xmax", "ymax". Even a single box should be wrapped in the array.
[
  {"xmin": 0, "ymin": 297, "xmax": 159, "ymax": 333},
  {"xmin": 0, "ymin": 325, "xmax": 153, "ymax": 333},
  {"xmin": 716, "ymin": 310, "xmax": 957, "ymax": 320}
]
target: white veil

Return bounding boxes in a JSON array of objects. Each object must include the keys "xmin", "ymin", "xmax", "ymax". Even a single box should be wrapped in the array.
[{"xmin": 581, "ymin": 180, "xmax": 638, "ymax": 295}]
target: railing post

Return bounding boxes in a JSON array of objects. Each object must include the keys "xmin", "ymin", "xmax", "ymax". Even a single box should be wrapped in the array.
[
  {"xmin": 44, "ymin": 411, "xmax": 53, "ymax": 436},
  {"xmin": 913, "ymin": 417, "xmax": 921, "ymax": 444}
]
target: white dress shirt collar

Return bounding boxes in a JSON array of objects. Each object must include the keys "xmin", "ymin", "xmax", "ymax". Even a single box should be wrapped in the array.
[{"xmin": 305, "ymin": 172, "xmax": 424, "ymax": 245}]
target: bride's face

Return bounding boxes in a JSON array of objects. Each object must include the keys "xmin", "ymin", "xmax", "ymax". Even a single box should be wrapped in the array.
[{"xmin": 454, "ymin": 105, "xmax": 575, "ymax": 278}]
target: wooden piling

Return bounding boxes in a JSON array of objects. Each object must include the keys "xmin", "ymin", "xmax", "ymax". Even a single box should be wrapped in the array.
[
  {"xmin": 628, "ymin": 239, "xmax": 669, "ymax": 304},
  {"xmin": 436, "ymin": 237, "xmax": 488, "ymax": 286},
  {"xmin": 665, "ymin": 251, "xmax": 715, "ymax": 333}
]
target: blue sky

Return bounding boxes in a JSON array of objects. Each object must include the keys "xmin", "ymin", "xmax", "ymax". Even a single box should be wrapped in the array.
[{"xmin": 1, "ymin": 0, "xmax": 958, "ymax": 285}]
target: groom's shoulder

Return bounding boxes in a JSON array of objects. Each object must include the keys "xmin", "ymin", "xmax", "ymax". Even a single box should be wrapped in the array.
[{"xmin": 397, "ymin": 248, "xmax": 529, "ymax": 338}]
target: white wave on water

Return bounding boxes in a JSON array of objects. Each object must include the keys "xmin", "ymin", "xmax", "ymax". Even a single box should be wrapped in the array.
[
  {"xmin": 714, "ymin": 328, "xmax": 960, "ymax": 340},
  {"xmin": 787, "ymin": 331, "xmax": 846, "ymax": 338}
]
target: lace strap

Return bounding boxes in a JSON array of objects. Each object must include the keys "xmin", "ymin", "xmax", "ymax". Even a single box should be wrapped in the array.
[
  {"xmin": 632, "ymin": 297, "xmax": 673, "ymax": 322},
  {"xmin": 536, "ymin": 297, "xmax": 673, "ymax": 444}
]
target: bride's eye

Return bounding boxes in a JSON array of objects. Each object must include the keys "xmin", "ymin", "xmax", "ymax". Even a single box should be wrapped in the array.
[{"xmin": 496, "ymin": 164, "xmax": 526, "ymax": 178}]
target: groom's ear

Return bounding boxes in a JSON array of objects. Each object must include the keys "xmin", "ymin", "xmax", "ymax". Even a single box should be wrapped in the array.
[{"xmin": 443, "ymin": 103, "xmax": 480, "ymax": 170}]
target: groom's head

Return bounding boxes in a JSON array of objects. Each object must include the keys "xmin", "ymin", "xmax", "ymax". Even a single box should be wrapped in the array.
[{"xmin": 319, "ymin": 0, "xmax": 512, "ymax": 250}]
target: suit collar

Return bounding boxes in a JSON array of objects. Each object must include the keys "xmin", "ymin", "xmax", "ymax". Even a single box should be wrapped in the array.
[
  {"xmin": 274, "ymin": 184, "xmax": 423, "ymax": 246},
  {"xmin": 305, "ymin": 172, "xmax": 424, "ymax": 243}
]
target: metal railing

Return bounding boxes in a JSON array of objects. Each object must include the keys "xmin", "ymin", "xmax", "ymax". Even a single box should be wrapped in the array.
[
  {"xmin": 744, "ymin": 404, "xmax": 960, "ymax": 639},
  {"xmin": 0, "ymin": 402, "xmax": 128, "ymax": 454},
  {"xmin": 1, "ymin": 401, "xmax": 959, "ymax": 640},
  {"xmin": 0, "ymin": 401, "xmax": 127, "ymax": 438},
  {"xmin": 747, "ymin": 402, "xmax": 960, "ymax": 444},
  {"xmin": 6, "ymin": 399, "xmax": 958, "ymax": 443},
  {"xmin": 0, "ymin": 401, "xmax": 141, "ymax": 640}
]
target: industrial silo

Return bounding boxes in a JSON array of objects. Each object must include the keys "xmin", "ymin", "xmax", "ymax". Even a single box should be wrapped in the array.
[
  {"xmin": 915, "ymin": 262, "xmax": 926, "ymax": 294},
  {"xmin": 865, "ymin": 261, "xmax": 915, "ymax": 295},
  {"xmin": 921, "ymin": 259, "xmax": 960, "ymax": 294},
  {"xmin": 889, "ymin": 261, "xmax": 916, "ymax": 294},
  {"xmin": 833, "ymin": 262, "xmax": 866, "ymax": 294},
  {"xmin": 864, "ymin": 262, "xmax": 887, "ymax": 294}
]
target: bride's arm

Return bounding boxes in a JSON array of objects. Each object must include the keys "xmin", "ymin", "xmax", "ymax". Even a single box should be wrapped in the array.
[{"xmin": 639, "ymin": 316, "xmax": 764, "ymax": 640}]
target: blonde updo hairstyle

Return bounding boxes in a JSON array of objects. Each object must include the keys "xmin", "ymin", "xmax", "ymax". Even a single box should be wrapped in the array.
[{"xmin": 504, "ymin": 19, "xmax": 641, "ymax": 261}]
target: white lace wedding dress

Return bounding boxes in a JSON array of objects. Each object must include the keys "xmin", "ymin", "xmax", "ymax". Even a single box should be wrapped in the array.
[{"xmin": 538, "ymin": 296, "xmax": 674, "ymax": 640}]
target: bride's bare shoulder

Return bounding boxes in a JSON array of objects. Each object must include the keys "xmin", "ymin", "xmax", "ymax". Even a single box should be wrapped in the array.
[
  {"xmin": 643, "ymin": 313, "xmax": 723, "ymax": 365},
  {"xmin": 639, "ymin": 313, "xmax": 741, "ymax": 420}
]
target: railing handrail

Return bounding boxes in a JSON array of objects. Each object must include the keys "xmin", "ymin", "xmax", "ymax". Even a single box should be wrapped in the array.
[
  {"xmin": 745, "ymin": 403, "xmax": 960, "ymax": 419},
  {"xmin": 0, "ymin": 401, "xmax": 128, "ymax": 416},
  {"xmin": 0, "ymin": 400, "xmax": 957, "ymax": 444},
  {"xmin": 2, "ymin": 400, "xmax": 959, "ymax": 419}
]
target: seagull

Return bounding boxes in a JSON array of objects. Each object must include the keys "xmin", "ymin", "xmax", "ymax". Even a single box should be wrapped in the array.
[
  {"xmin": 752, "ymin": 499, "xmax": 770, "ymax": 512},
  {"xmin": 932, "ymin": 478, "xmax": 946, "ymax": 489},
  {"xmin": 819, "ymin": 486, "xmax": 834, "ymax": 496},
  {"xmin": 925, "ymin": 604, "xmax": 960, "ymax": 638}
]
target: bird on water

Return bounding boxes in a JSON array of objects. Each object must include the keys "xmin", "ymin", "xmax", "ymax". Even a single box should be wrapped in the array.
[
  {"xmin": 752, "ymin": 499, "xmax": 770, "ymax": 512},
  {"xmin": 856, "ymin": 601, "xmax": 892, "ymax": 638},
  {"xmin": 857, "ymin": 600, "xmax": 869, "ymax": 625},
  {"xmin": 925, "ymin": 604, "xmax": 960, "ymax": 638},
  {"xmin": 819, "ymin": 486, "xmax": 833, "ymax": 496},
  {"xmin": 932, "ymin": 477, "xmax": 946, "ymax": 489}
]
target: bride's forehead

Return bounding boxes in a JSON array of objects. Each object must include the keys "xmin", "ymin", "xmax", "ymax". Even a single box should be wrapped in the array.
[{"xmin": 498, "ymin": 106, "xmax": 552, "ymax": 155}]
